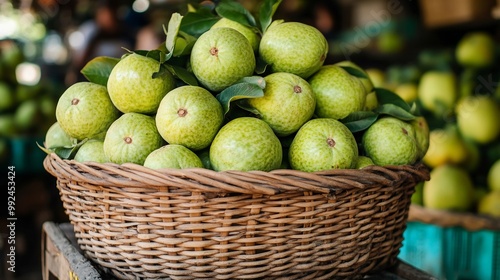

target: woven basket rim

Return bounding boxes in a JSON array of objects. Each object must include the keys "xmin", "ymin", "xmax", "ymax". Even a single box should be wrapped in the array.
[
  {"xmin": 43, "ymin": 152, "xmax": 430, "ymax": 195},
  {"xmin": 408, "ymin": 204, "xmax": 500, "ymax": 231}
]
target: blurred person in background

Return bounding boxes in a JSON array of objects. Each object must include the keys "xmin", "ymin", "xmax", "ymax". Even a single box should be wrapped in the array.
[{"xmin": 66, "ymin": 0, "xmax": 135, "ymax": 85}]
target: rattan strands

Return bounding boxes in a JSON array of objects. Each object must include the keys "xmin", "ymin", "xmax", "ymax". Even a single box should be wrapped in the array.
[{"xmin": 44, "ymin": 153, "xmax": 429, "ymax": 279}]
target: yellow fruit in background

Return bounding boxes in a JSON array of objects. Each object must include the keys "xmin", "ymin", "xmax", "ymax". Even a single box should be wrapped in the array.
[
  {"xmin": 456, "ymin": 32, "xmax": 495, "ymax": 69},
  {"xmin": 364, "ymin": 91, "xmax": 378, "ymax": 111},
  {"xmin": 456, "ymin": 95, "xmax": 500, "ymax": 144},
  {"xmin": 478, "ymin": 190, "xmax": 500, "ymax": 217},
  {"xmin": 365, "ymin": 68, "xmax": 385, "ymax": 88},
  {"xmin": 423, "ymin": 165, "xmax": 474, "ymax": 211},
  {"xmin": 418, "ymin": 71, "xmax": 457, "ymax": 115},
  {"xmin": 423, "ymin": 127, "xmax": 468, "ymax": 168},
  {"xmin": 394, "ymin": 83, "xmax": 418, "ymax": 103},
  {"xmin": 488, "ymin": 159, "xmax": 500, "ymax": 191}
]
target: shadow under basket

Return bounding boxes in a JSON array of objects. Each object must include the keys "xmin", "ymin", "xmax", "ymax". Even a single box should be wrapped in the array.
[{"xmin": 43, "ymin": 153, "xmax": 429, "ymax": 280}]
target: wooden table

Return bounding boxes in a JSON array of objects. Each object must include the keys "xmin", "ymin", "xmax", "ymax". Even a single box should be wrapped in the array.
[{"xmin": 42, "ymin": 222, "xmax": 437, "ymax": 280}]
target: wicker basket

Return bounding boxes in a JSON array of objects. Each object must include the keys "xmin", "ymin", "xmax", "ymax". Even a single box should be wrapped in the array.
[{"xmin": 43, "ymin": 152, "xmax": 429, "ymax": 280}]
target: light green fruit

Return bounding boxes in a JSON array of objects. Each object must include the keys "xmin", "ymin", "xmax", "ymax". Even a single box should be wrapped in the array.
[
  {"xmin": 394, "ymin": 83, "xmax": 418, "ymax": 103},
  {"xmin": 456, "ymin": 32, "xmax": 495, "ymax": 68},
  {"xmin": 210, "ymin": 117, "xmax": 282, "ymax": 171},
  {"xmin": 289, "ymin": 118, "xmax": 358, "ymax": 172},
  {"xmin": 411, "ymin": 182, "xmax": 424, "ymax": 205},
  {"xmin": 14, "ymin": 100, "xmax": 40, "ymax": 131},
  {"xmin": 364, "ymin": 91, "xmax": 378, "ymax": 111},
  {"xmin": 259, "ymin": 21, "xmax": 328, "ymax": 79},
  {"xmin": 144, "ymin": 144, "xmax": 203, "ymax": 169},
  {"xmin": 247, "ymin": 72, "xmax": 315, "ymax": 137},
  {"xmin": 16, "ymin": 84, "xmax": 40, "ymax": 103},
  {"xmin": 410, "ymin": 116, "xmax": 430, "ymax": 160},
  {"xmin": 155, "ymin": 86, "xmax": 223, "ymax": 151},
  {"xmin": 377, "ymin": 30, "xmax": 403, "ymax": 54},
  {"xmin": 418, "ymin": 71, "xmax": 457, "ymax": 115},
  {"xmin": 45, "ymin": 122, "xmax": 74, "ymax": 149},
  {"xmin": 74, "ymin": 140, "xmax": 107, "ymax": 163},
  {"xmin": 335, "ymin": 60, "xmax": 373, "ymax": 94},
  {"xmin": 309, "ymin": 65, "xmax": 366, "ymax": 120},
  {"xmin": 39, "ymin": 95, "xmax": 56, "ymax": 118},
  {"xmin": 362, "ymin": 117, "xmax": 418, "ymax": 166},
  {"xmin": 355, "ymin": 156, "xmax": 374, "ymax": 169},
  {"xmin": 103, "ymin": 113, "xmax": 163, "ymax": 165},
  {"xmin": 0, "ymin": 82, "xmax": 14, "ymax": 111},
  {"xmin": 365, "ymin": 68, "xmax": 385, "ymax": 88},
  {"xmin": 107, "ymin": 53, "xmax": 175, "ymax": 114},
  {"xmin": 0, "ymin": 115, "xmax": 16, "ymax": 137},
  {"xmin": 56, "ymin": 82, "xmax": 120, "ymax": 140},
  {"xmin": 478, "ymin": 190, "xmax": 500, "ymax": 217},
  {"xmin": 423, "ymin": 164, "xmax": 474, "ymax": 211},
  {"xmin": 488, "ymin": 160, "xmax": 500, "ymax": 191},
  {"xmin": 456, "ymin": 95, "xmax": 500, "ymax": 144},
  {"xmin": 423, "ymin": 127, "xmax": 468, "ymax": 168},
  {"xmin": 211, "ymin": 18, "xmax": 260, "ymax": 52},
  {"xmin": 190, "ymin": 27, "xmax": 255, "ymax": 92}
]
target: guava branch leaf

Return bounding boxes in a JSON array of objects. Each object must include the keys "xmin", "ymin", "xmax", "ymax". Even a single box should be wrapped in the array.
[
  {"xmin": 258, "ymin": 0, "xmax": 282, "ymax": 32},
  {"xmin": 164, "ymin": 13, "xmax": 183, "ymax": 60},
  {"xmin": 80, "ymin": 56, "xmax": 120, "ymax": 86},
  {"xmin": 376, "ymin": 104, "xmax": 416, "ymax": 120},
  {"xmin": 341, "ymin": 111, "xmax": 379, "ymax": 133},
  {"xmin": 180, "ymin": 6, "xmax": 219, "ymax": 37},
  {"xmin": 215, "ymin": 0, "xmax": 256, "ymax": 27},
  {"xmin": 255, "ymin": 56, "xmax": 270, "ymax": 75},
  {"xmin": 375, "ymin": 87, "xmax": 412, "ymax": 112},
  {"xmin": 338, "ymin": 65, "xmax": 369, "ymax": 80},
  {"xmin": 37, "ymin": 139, "xmax": 88, "ymax": 160},
  {"xmin": 163, "ymin": 64, "xmax": 198, "ymax": 86},
  {"xmin": 216, "ymin": 82, "xmax": 264, "ymax": 115},
  {"xmin": 173, "ymin": 31, "xmax": 197, "ymax": 57}
]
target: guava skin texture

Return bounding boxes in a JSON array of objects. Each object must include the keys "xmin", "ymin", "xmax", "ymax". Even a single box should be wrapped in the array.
[
  {"xmin": 155, "ymin": 86, "xmax": 224, "ymax": 151},
  {"xmin": 190, "ymin": 27, "xmax": 256, "ymax": 92},
  {"xmin": 362, "ymin": 117, "xmax": 419, "ymax": 166},
  {"xmin": 56, "ymin": 82, "xmax": 120, "ymax": 140},
  {"xmin": 259, "ymin": 21, "xmax": 328, "ymax": 79},
  {"xmin": 209, "ymin": 117, "xmax": 282, "ymax": 172},
  {"xmin": 107, "ymin": 53, "xmax": 176, "ymax": 114},
  {"xmin": 309, "ymin": 65, "xmax": 366, "ymax": 120},
  {"xmin": 289, "ymin": 118, "xmax": 359, "ymax": 172},
  {"xmin": 103, "ymin": 113, "xmax": 164, "ymax": 165},
  {"xmin": 247, "ymin": 72, "xmax": 316, "ymax": 137}
]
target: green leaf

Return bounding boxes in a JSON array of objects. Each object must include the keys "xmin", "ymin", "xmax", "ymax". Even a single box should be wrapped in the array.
[
  {"xmin": 173, "ymin": 31, "xmax": 197, "ymax": 57},
  {"xmin": 164, "ymin": 64, "xmax": 198, "ymax": 86},
  {"xmin": 164, "ymin": 13, "xmax": 183, "ymax": 60},
  {"xmin": 180, "ymin": 7, "xmax": 220, "ymax": 37},
  {"xmin": 341, "ymin": 111, "xmax": 379, "ymax": 133},
  {"xmin": 38, "ymin": 139, "xmax": 88, "ymax": 160},
  {"xmin": 255, "ymin": 55, "xmax": 270, "ymax": 75},
  {"xmin": 80, "ymin": 56, "xmax": 120, "ymax": 86},
  {"xmin": 258, "ymin": 0, "xmax": 282, "ymax": 32},
  {"xmin": 338, "ymin": 65, "xmax": 369, "ymax": 80},
  {"xmin": 376, "ymin": 104, "xmax": 416, "ymax": 120},
  {"xmin": 374, "ymin": 87, "xmax": 412, "ymax": 112},
  {"xmin": 216, "ymin": 82, "xmax": 264, "ymax": 115},
  {"xmin": 215, "ymin": 0, "xmax": 256, "ymax": 27},
  {"xmin": 134, "ymin": 49, "xmax": 167, "ymax": 63}
]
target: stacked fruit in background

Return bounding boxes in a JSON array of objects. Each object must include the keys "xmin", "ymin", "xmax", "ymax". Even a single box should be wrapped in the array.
[
  {"xmin": 367, "ymin": 32, "xmax": 500, "ymax": 218},
  {"xmin": 0, "ymin": 39, "xmax": 59, "ymax": 167},
  {"xmin": 44, "ymin": 0, "xmax": 430, "ymax": 179}
]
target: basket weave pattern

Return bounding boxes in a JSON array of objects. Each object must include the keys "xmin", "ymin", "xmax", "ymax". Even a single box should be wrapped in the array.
[{"xmin": 44, "ymin": 153, "xmax": 429, "ymax": 279}]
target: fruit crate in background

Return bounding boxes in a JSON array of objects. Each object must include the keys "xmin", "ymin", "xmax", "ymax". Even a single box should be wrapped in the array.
[
  {"xmin": 399, "ymin": 205, "xmax": 500, "ymax": 280},
  {"xmin": 419, "ymin": 0, "xmax": 496, "ymax": 28},
  {"xmin": 0, "ymin": 137, "xmax": 46, "ymax": 173}
]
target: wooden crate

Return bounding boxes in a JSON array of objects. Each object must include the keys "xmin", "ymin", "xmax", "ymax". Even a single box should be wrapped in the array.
[{"xmin": 42, "ymin": 221, "xmax": 437, "ymax": 280}]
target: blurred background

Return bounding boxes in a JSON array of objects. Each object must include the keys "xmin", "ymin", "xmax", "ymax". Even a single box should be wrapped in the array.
[{"xmin": 1, "ymin": 0, "xmax": 500, "ymax": 279}]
